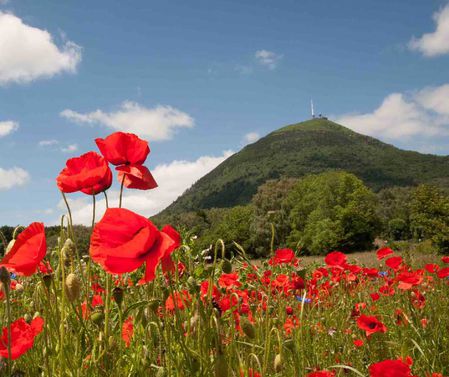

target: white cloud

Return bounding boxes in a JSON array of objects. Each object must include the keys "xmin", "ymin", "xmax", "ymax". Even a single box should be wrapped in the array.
[
  {"xmin": 0, "ymin": 11, "xmax": 81, "ymax": 85},
  {"xmin": 61, "ymin": 143, "xmax": 78, "ymax": 153},
  {"xmin": 0, "ymin": 167, "xmax": 30, "ymax": 190},
  {"xmin": 0, "ymin": 120, "xmax": 18, "ymax": 137},
  {"xmin": 60, "ymin": 101, "xmax": 194, "ymax": 140},
  {"xmin": 409, "ymin": 4, "xmax": 449, "ymax": 57},
  {"xmin": 243, "ymin": 132, "xmax": 260, "ymax": 144},
  {"xmin": 255, "ymin": 50, "xmax": 283, "ymax": 69},
  {"xmin": 39, "ymin": 139, "xmax": 59, "ymax": 147},
  {"xmin": 54, "ymin": 151, "xmax": 233, "ymax": 225},
  {"xmin": 335, "ymin": 83, "xmax": 449, "ymax": 140}
]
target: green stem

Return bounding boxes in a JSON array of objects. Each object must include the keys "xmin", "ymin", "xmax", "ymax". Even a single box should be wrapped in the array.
[
  {"xmin": 5, "ymin": 283, "xmax": 12, "ymax": 376},
  {"xmin": 118, "ymin": 174, "xmax": 126, "ymax": 208},
  {"xmin": 103, "ymin": 191, "xmax": 109, "ymax": 209},
  {"xmin": 91, "ymin": 194, "xmax": 96, "ymax": 230}
]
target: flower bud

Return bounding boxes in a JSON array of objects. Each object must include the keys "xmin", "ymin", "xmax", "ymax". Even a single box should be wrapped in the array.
[
  {"xmin": 65, "ymin": 273, "xmax": 81, "ymax": 302},
  {"xmin": 61, "ymin": 239, "xmax": 76, "ymax": 262},
  {"xmin": 43, "ymin": 274, "xmax": 53, "ymax": 289},
  {"xmin": 5, "ymin": 239, "xmax": 15, "ymax": 254},
  {"xmin": 0, "ymin": 266, "xmax": 11, "ymax": 289},
  {"xmin": 222, "ymin": 259, "xmax": 232, "ymax": 274},
  {"xmin": 274, "ymin": 353, "xmax": 282, "ymax": 373},
  {"xmin": 113, "ymin": 287, "xmax": 124, "ymax": 307},
  {"xmin": 24, "ymin": 313, "xmax": 32, "ymax": 323},
  {"xmin": 90, "ymin": 310, "xmax": 104, "ymax": 326},
  {"xmin": 14, "ymin": 283, "xmax": 24, "ymax": 293},
  {"xmin": 241, "ymin": 317, "xmax": 256, "ymax": 339}
]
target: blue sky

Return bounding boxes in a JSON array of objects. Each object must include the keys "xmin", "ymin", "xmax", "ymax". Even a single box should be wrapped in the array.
[{"xmin": 1, "ymin": 0, "xmax": 449, "ymax": 226}]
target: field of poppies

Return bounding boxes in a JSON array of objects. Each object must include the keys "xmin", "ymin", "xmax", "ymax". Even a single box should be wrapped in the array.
[{"xmin": 0, "ymin": 132, "xmax": 448, "ymax": 376}]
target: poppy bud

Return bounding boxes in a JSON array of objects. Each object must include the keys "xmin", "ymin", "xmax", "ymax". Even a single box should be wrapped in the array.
[
  {"xmin": 15, "ymin": 283, "xmax": 24, "ymax": 293},
  {"xmin": 43, "ymin": 274, "xmax": 53, "ymax": 289},
  {"xmin": 33, "ymin": 311, "xmax": 41, "ymax": 319},
  {"xmin": 90, "ymin": 310, "xmax": 104, "ymax": 326},
  {"xmin": 24, "ymin": 313, "xmax": 32, "ymax": 323},
  {"xmin": 241, "ymin": 317, "xmax": 256, "ymax": 339},
  {"xmin": 187, "ymin": 276, "xmax": 198, "ymax": 291},
  {"xmin": 214, "ymin": 352, "xmax": 228, "ymax": 377},
  {"xmin": 274, "ymin": 354, "xmax": 282, "ymax": 372},
  {"xmin": 108, "ymin": 336, "xmax": 115, "ymax": 348},
  {"xmin": 222, "ymin": 259, "xmax": 232, "ymax": 274},
  {"xmin": 65, "ymin": 273, "xmax": 81, "ymax": 302},
  {"xmin": 5, "ymin": 239, "xmax": 15, "ymax": 254},
  {"xmin": 0, "ymin": 266, "xmax": 10, "ymax": 289},
  {"xmin": 113, "ymin": 287, "xmax": 124, "ymax": 306},
  {"xmin": 61, "ymin": 239, "xmax": 76, "ymax": 261}
]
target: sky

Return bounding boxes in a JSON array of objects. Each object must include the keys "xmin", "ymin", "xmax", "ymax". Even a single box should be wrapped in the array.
[{"xmin": 1, "ymin": 0, "xmax": 449, "ymax": 226}]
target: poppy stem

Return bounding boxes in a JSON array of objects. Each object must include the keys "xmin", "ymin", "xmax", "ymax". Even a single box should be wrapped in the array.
[
  {"xmin": 103, "ymin": 191, "xmax": 109, "ymax": 209},
  {"xmin": 91, "ymin": 194, "xmax": 96, "ymax": 230},
  {"xmin": 119, "ymin": 174, "xmax": 126, "ymax": 208},
  {"xmin": 4, "ymin": 278, "xmax": 12, "ymax": 375}
]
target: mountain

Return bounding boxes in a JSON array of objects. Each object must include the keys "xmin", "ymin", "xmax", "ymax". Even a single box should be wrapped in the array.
[{"xmin": 159, "ymin": 118, "xmax": 449, "ymax": 215}]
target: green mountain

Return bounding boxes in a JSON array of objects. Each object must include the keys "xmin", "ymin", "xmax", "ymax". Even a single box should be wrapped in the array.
[{"xmin": 160, "ymin": 118, "xmax": 449, "ymax": 215}]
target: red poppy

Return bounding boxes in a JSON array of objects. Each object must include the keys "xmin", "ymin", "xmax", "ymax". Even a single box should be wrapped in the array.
[
  {"xmin": 218, "ymin": 273, "xmax": 242, "ymax": 289},
  {"xmin": 353, "ymin": 339, "xmax": 364, "ymax": 347},
  {"xmin": 357, "ymin": 314, "xmax": 387, "ymax": 337},
  {"xmin": 437, "ymin": 267, "xmax": 449, "ymax": 279},
  {"xmin": 0, "ymin": 222, "xmax": 46, "ymax": 276},
  {"xmin": 385, "ymin": 256, "xmax": 403, "ymax": 271},
  {"xmin": 324, "ymin": 251, "xmax": 347, "ymax": 267},
  {"xmin": 376, "ymin": 247, "xmax": 394, "ymax": 260},
  {"xmin": 57, "ymin": 151, "xmax": 112, "ymax": 195},
  {"xmin": 165, "ymin": 290, "xmax": 191, "ymax": 311},
  {"xmin": 307, "ymin": 371, "xmax": 336, "ymax": 377},
  {"xmin": 442, "ymin": 256, "xmax": 449, "ymax": 264},
  {"xmin": 268, "ymin": 248, "xmax": 296, "ymax": 265},
  {"xmin": 116, "ymin": 164, "xmax": 158, "ymax": 190},
  {"xmin": 0, "ymin": 317, "xmax": 44, "ymax": 359},
  {"xmin": 90, "ymin": 208, "xmax": 179, "ymax": 283},
  {"xmin": 95, "ymin": 132, "xmax": 149, "ymax": 166},
  {"xmin": 121, "ymin": 316, "xmax": 134, "ymax": 347},
  {"xmin": 159, "ymin": 225, "xmax": 182, "ymax": 275},
  {"xmin": 369, "ymin": 359, "xmax": 411, "ymax": 377},
  {"xmin": 397, "ymin": 271, "xmax": 423, "ymax": 290}
]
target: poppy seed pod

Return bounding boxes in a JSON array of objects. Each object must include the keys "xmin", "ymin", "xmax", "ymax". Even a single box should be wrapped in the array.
[
  {"xmin": 113, "ymin": 287, "xmax": 124, "ymax": 306},
  {"xmin": 90, "ymin": 311, "xmax": 104, "ymax": 326},
  {"xmin": 241, "ymin": 317, "xmax": 256, "ymax": 339},
  {"xmin": 65, "ymin": 273, "xmax": 81, "ymax": 302}
]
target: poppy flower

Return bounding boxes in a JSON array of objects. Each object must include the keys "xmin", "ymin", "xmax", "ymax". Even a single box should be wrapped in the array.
[
  {"xmin": 376, "ymin": 247, "xmax": 394, "ymax": 260},
  {"xmin": 442, "ymin": 256, "xmax": 449, "ymax": 264},
  {"xmin": 116, "ymin": 165, "xmax": 157, "ymax": 190},
  {"xmin": 385, "ymin": 256, "xmax": 403, "ymax": 271},
  {"xmin": 324, "ymin": 251, "xmax": 347, "ymax": 268},
  {"xmin": 218, "ymin": 273, "xmax": 242, "ymax": 289},
  {"xmin": 268, "ymin": 248, "xmax": 296, "ymax": 265},
  {"xmin": 0, "ymin": 317, "xmax": 44, "ymax": 359},
  {"xmin": 95, "ymin": 132, "xmax": 149, "ymax": 166},
  {"xmin": 121, "ymin": 316, "xmax": 134, "ymax": 347},
  {"xmin": 437, "ymin": 267, "xmax": 449, "ymax": 279},
  {"xmin": 57, "ymin": 151, "xmax": 112, "ymax": 195},
  {"xmin": 0, "ymin": 222, "xmax": 46, "ymax": 276},
  {"xmin": 90, "ymin": 208, "xmax": 179, "ymax": 283},
  {"xmin": 397, "ymin": 271, "xmax": 423, "ymax": 290},
  {"xmin": 159, "ymin": 225, "xmax": 182, "ymax": 275},
  {"xmin": 369, "ymin": 359, "xmax": 411, "ymax": 377},
  {"xmin": 357, "ymin": 314, "xmax": 387, "ymax": 337},
  {"xmin": 165, "ymin": 290, "xmax": 191, "ymax": 311}
]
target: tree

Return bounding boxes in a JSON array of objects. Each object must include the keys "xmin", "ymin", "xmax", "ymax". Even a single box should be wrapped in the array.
[
  {"xmin": 284, "ymin": 171, "xmax": 380, "ymax": 255},
  {"xmin": 410, "ymin": 185, "xmax": 449, "ymax": 253}
]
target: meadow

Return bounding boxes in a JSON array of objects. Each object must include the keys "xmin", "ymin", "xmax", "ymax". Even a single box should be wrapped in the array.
[{"xmin": 0, "ymin": 132, "xmax": 448, "ymax": 377}]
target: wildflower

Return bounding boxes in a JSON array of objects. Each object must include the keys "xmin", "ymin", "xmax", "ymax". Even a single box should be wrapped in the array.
[
  {"xmin": 116, "ymin": 164, "xmax": 157, "ymax": 190},
  {"xmin": 56, "ymin": 151, "xmax": 112, "ymax": 195},
  {"xmin": 357, "ymin": 315, "xmax": 387, "ymax": 337},
  {"xmin": 368, "ymin": 359, "xmax": 412, "ymax": 377},
  {"xmin": 307, "ymin": 371, "xmax": 336, "ymax": 377},
  {"xmin": 385, "ymin": 256, "xmax": 403, "ymax": 271},
  {"xmin": 95, "ymin": 132, "xmax": 150, "ymax": 166},
  {"xmin": 353, "ymin": 339, "xmax": 364, "ymax": 347},
  {"xmin": 376, "ymin": 247, "xmax": 394, "ymax": 260},
  {"xmin": 121, "ymin": 316, "xmax": 134, "ymax": 347},
  {"xmin": 0, "ymin": 223, "xmax": 46, "ymax": 276},
  {"xmin": 165, "ymin": 290, "xmax": 191, "ymax": 311},
  {"xmin": 268, "ymin": 248, "xmax": 296, "ymax": 265},
  {"xmin": 0, "ymin": 317, "xmax": 44, "ymax": 359},
  {"xmin": 437, "ymin": 267, "xmax": 449, "ymax": 279},
  {"xmin": 90, "ymin": 208, "xmax": 180, "ymax": 283},
  {"xmin": 324, "ymin": 251, "xmax": 347, "ymax": 268}
]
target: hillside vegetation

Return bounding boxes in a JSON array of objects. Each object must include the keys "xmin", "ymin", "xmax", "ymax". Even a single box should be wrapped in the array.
[{"xmin": 161, "ymin": 119, "xmax": 449, "ymax": 216}]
